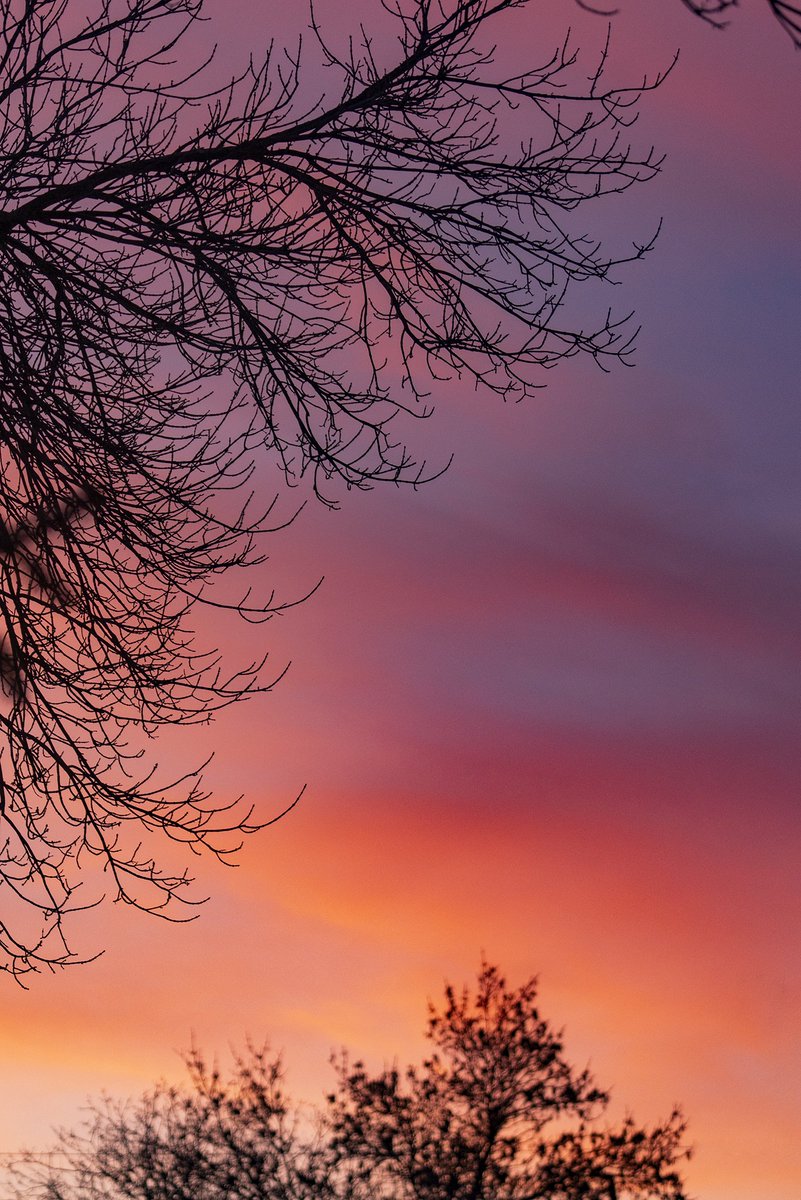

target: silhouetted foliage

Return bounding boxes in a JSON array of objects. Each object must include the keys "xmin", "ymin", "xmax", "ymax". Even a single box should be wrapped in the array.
[
  {"xmin": 328, "ymin": 963, "xmax": 689, "ymax": 1200},
  {"xmin": 0, "ymin": 0, "xmax": 668, "ymax": 977},
  {"xmin": 8, "ymin": 963, "xmax": 691, "ymax": 1200}
]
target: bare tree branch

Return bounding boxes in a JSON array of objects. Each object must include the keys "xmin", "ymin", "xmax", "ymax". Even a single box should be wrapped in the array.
[
  {"xmin": 680, "ymin": 0, "xmax": 801, "ymax": 47},
  {"xmin": 0, "ymin": 0, "xmax": 669, "ymax": 977}
]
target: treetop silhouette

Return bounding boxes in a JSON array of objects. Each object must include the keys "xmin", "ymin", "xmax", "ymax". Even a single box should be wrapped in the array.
[{"xmin": 8, "ymin": 962, "xmax": 691, "ymax": 1199}]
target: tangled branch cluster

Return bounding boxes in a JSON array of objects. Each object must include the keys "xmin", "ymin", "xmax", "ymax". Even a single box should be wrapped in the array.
[{"xmin": 0, "ymin": 0, "xmax": 667, "ymax": 977}]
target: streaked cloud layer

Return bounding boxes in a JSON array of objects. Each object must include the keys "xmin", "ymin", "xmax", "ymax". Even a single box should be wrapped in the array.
[{"xmin": 0, "ymin": 3, "xmax": 798, "ymax": 1199}]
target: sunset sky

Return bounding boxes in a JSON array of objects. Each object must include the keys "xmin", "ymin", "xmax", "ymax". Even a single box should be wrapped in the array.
[{"xmin": 1, "ymin": 2, "xmax": 799, "ymax": 1199}]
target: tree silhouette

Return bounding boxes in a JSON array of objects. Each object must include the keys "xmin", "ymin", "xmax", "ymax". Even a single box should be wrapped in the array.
[
  {"xmin": 0, "ymin": 0, "xmax": 669, "ymax": 978},
  {"xmin": 7, "ymin": 963, "xmax": 691, "ymax": 1200},
  {"xmin": 8, "ymin": 1042, "xmax": 334, "ymax": 1200},
  {"xmin": 328, "ymin": 963, "xmax": 689, "ymax": 1200}
]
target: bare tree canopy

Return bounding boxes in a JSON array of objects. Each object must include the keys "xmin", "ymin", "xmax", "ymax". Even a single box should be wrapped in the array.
[
  {"xmin": 0, "ymin": 0, "xmax": 668, "ymax": 978},
  {"xmin": 7, "ymin": 962, "xmax": 691, "ymax": 1200}
]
